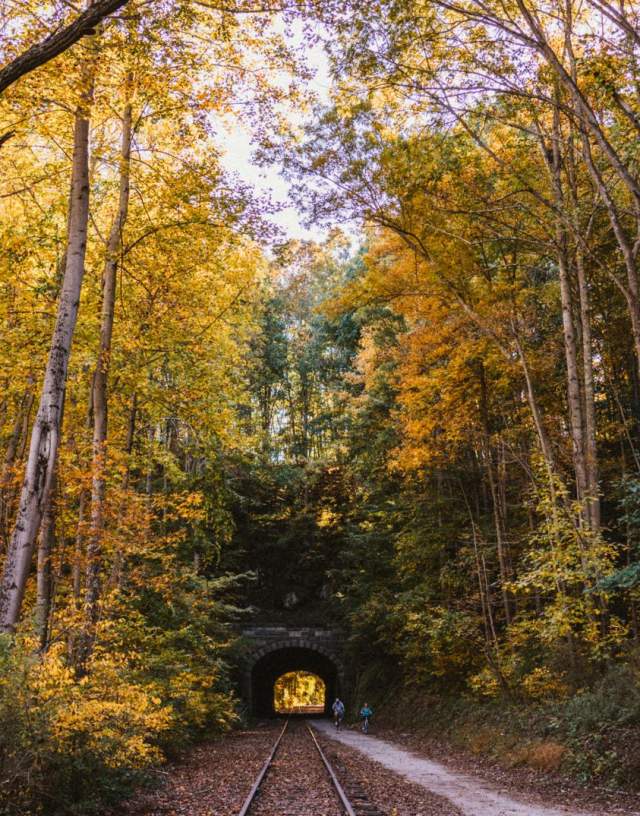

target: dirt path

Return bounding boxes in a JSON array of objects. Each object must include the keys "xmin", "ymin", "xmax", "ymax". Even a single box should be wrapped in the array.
[{"xmin": 312, "ymin": 721, "xmax": 635, "ymax": 816}]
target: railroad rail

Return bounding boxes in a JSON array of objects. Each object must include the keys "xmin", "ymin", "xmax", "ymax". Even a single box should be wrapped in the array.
[{"xmin": 237, "ymin": 719, "xmax": 357, "ymax": 816}]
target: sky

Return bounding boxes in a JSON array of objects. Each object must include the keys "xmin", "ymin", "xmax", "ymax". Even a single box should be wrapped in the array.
[{"xmin": 215, "ymin": 20, "xmax": 334, "ymax": 244}]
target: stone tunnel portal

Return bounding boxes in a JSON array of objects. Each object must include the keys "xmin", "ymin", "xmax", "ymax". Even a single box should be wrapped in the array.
[{"xmin": 251, "ymin": 645, "xmax": 340, "ymax": 717}]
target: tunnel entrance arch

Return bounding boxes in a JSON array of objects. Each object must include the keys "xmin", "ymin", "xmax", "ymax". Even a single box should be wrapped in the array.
[
  {"xmin": 252, "ymin": 644, "xmax": 338, "ymax": 716},
  {"xmin": 240, "ymin": 627, "xmax": 345, "ymax": 716}
]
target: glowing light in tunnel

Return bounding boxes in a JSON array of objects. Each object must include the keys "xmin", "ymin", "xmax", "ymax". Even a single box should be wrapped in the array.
[{"xmin": 273, "ymin": 671, "xmax": 326, "ymax": 713}]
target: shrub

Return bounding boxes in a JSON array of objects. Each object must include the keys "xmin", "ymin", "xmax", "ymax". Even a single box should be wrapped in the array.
[
  {"xmin": 0, "ymin": 637, "xmax": 172, "ymax": 815},
  {"xmin": 562, "ymin": 664, "xmax": 640, "ymax": 736},
  {"xmin": 0, "ymin": 629, "xmax": 237, "ymax": 815}
]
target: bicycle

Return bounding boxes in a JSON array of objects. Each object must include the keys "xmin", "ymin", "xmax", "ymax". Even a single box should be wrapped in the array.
[{"xmin": 361, "ymin": 716, "xmax": 369, "ymax": 734}]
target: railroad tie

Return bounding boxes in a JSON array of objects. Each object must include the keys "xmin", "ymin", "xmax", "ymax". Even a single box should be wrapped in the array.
[{"xmin": 326, "ymin": 758, "xmax": 386, "ymax": 816}]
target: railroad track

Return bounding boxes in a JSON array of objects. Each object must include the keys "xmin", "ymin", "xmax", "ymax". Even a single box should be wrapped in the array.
[{"xmin": 237, "ymin": 719, "xmax": 384, "ymax": 816}]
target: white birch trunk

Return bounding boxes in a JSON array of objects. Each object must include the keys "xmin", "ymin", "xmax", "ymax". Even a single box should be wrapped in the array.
[
  {"xmin": 0, "ymin": 85, "xmax": 92, "ymax": 633},
  {"xmin": 36, "ymin": 469, "xmax": 57, "ymax": 651}
]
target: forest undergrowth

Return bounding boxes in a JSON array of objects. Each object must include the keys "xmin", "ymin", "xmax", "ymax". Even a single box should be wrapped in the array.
[{"xmin": 355, "ymin": 663, "xmax": 640, "ymax": 790}]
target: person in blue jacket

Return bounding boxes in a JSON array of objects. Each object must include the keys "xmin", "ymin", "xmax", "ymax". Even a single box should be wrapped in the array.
[{"xmin": 359, "ymin": 702, "xmax": 373, "ymax": 733}]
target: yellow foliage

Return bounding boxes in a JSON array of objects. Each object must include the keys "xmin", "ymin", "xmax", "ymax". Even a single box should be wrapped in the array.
[
  {"xmin": 317, "ymin": 507, "xmax": 340, "ymax": 528},
  {"xmin": 27, "ymin": 644, "xmax": 173, "ymax": 768},
  {"xmin": 521, "ymin": 668, "xmax": 570, "ymax": 701},
  {"xmin": 274, "ymin": 671, "xmax": 326, "ymax": 712}
]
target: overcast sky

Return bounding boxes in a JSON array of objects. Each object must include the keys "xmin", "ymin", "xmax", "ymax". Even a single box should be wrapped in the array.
[{"xmin": 216, "ymin": 20, "xmax": 333, "ymax": 243}]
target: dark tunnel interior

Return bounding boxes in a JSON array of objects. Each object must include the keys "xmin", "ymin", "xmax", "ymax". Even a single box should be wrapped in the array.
[{"xmin": 251, "ymin": 646, "xmax": 339, "ymax": 717}]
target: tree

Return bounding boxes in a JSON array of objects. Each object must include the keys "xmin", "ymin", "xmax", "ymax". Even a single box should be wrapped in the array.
[{"xmin": 0, "ymin": 36, "xmax": 96, "ymax": 632}]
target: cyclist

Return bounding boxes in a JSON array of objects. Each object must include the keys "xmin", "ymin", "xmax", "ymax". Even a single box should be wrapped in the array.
[
  {"xmin": 359, "ymin": 702, "xmax": 373, "ymax": 733},
  {"xmin": 332, "ymin": 697, "xmax": 345, "ymax": 730}
]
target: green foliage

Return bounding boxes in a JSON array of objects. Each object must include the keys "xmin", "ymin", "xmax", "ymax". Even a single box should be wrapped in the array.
[
  {"xmin": 595, "ymin": 479, "xmax": 640, "ymax": 591},
  {"xmin": 227, "ymin": 241, "xmax": 364, "ymax": 618},
  {"xmin": 595, "ymin": 564, "xmax": 640, "ymax": 592},
  {"xmin": 563, "ymin": 666, "xmax": 640, "ymax": 735},
  {"xmin": 558, "ymin": 665, "xmax": 640, "ymax": 786}
]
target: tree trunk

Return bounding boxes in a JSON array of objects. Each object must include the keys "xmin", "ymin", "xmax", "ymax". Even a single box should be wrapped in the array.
[
  {"xmin": 72, "ymin": 490, "xmax": 88, "ymax": 603},
  {"xmin": 36, "ymin": 469, "xmax": 57, "ymax": 651},
  {"xmin": 0, "ymin": 67, "xmax": 93, "ymax": 633},
  {"xmin": 577, "ymin": 125, "xmax": 640, "ymax": 386},
  {"xmin": 478, "ymin": 363, "xmax": 512, "ymax": 624},
  {"xmin": 107, "ymin": 391, "xmax": 137, "ymax": 591},
  {"xmin": 575, "ymin": 246, "xmax": 600, "ymax": 529},
  {"xmin": 538, "ymin": 105, "xmax": 589, "ymax": 519},
  {"xmin": 79, "ymin": 93, "xmax": 132, "ymax": 663},
  {"xmin": 556, "ymin": 244, "xmax": 588, "ymax": 504},
  {"xmin": 564, "ymin": 107, "xmax": 600, "ymax": 528},
  {"xmin": 512, "ymin": 328, "xmax": 557, "ymax": 484},
  {"xmin": 561, "ymin": 28, "xmax": 640, "ymax": 391},
  {"xmin": 0, "ymin": 380, "xmax": 35, "ymax": 546}
]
